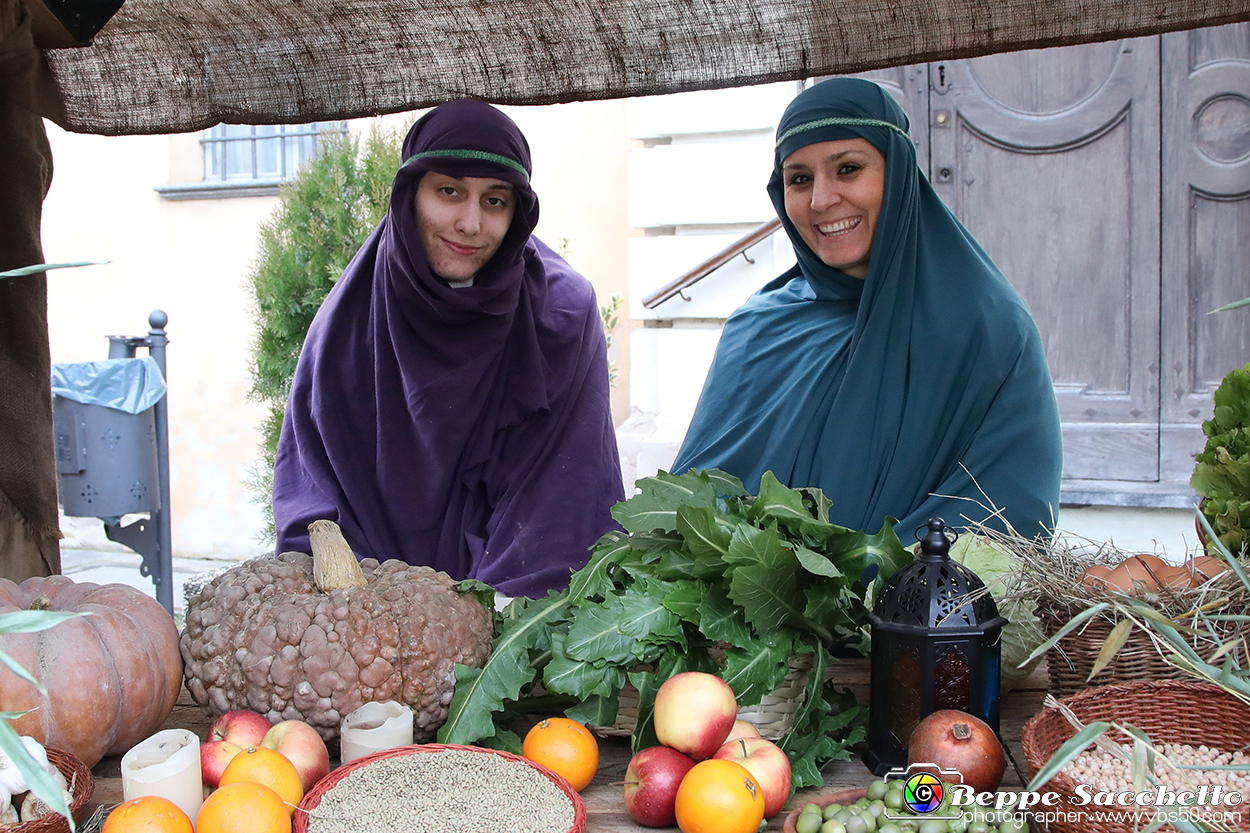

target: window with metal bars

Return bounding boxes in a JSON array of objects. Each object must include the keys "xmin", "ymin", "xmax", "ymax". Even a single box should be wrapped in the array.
[{"xmin": 201, "ymin": 122, "xmax": 346, "ymax": 181}]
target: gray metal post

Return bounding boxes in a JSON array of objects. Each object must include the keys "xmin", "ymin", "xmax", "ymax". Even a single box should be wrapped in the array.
[
  {"xmin": 99, "ymin": 311, "xmax": 174, "ymax": 614},
  {"xmin": 147, "ymin": 311, "xmax": 173, "ymax": 614}
]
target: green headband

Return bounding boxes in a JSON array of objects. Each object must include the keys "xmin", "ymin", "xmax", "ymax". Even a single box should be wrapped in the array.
[
  {"xmin": 776, "ymin": 117, "xmax": 911, "ymax": 148},
  {"xmin": 403, "ymin": 149, "xmax": 529, "ymax": 180}
]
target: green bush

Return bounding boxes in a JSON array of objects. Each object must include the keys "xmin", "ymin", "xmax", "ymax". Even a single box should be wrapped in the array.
[{"xmin": 246, "ymin": 123, "xmax": 406, "ymax": 544}]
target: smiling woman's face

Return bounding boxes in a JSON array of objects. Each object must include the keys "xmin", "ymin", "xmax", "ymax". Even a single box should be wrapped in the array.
[
  {"xmin": 781, "ymin": 138, "xmax": 885, "ymax": 280},
  {"xmin": 415, "ymin": 172, "xmax": 516, "ymax": 281}
]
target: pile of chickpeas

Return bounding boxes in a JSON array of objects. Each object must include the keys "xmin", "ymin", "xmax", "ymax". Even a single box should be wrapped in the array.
[
  {"xmin": 1061, "ymin": 741, "xmax": 1250, "ymax": 796},
  {"xmin": 792, "ymin": 779, "xmax": 1027, "ymax": 833}
]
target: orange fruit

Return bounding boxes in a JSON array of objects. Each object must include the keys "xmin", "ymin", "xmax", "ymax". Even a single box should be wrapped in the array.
[
  {"xmin": 218, "ymin": 745, "xmax": 305, "ymax": 815},
  {"xmin": 101, "ymin": 795, "xmax": 194, "ymax": 833},
  {"xmin": 196, "ymin": 782, "xmax": 292, "ymax": 833},
  {"xmin": 521, "ymin": 716, "xmax": 600, "ymax": 791},
  {"xmin": 674, "ymin": 758, "xmax": 765, "ymax": 833}
]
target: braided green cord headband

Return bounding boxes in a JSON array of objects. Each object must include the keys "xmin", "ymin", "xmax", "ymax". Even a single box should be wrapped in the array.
[
  {"xmin": 404, "ymin": 149, "xmax": 529, "ymax": 180},
  {"xmin": 776, "ymin": 117, "xmax": 911, "ymax": 148}
]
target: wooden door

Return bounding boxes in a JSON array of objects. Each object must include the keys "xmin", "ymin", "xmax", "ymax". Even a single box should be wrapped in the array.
[
  {"xmin": 929, "ymin": 40, "xmax": 1163, "ymax": 481},
  {"xmin": 1160, "ymin": 24, "xmax": 1250, "ymax": 482}
]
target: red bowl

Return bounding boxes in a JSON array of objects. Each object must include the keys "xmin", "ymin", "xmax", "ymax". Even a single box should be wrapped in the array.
[
  {"xmin": 293, "ymin": 742, "xmax": 586, "ymax": 833},
  {"xmin": 782, "ymin": 788, "xmax": 869, "ymax": 833}
]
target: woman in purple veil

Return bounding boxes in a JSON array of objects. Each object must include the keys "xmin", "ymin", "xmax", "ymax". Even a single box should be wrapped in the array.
[{"xmin": 273, "ymin": 100, "xmax": 624, "ymax": 598}]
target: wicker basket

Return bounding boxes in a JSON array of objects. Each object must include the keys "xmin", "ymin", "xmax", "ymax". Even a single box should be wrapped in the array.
[
  {"xmin": 293, "ymin": 743, "xmax": 586, "ymax": 833},
  {"xmin": 0, "ymin": 748, "xmax": 95, "ymax": 833},
  {"xmin": 1022, "ymin": 680, "xmax": 1250, "ymax": 833},
  {"xmin": 590, "ymin": 651, "xmax": 836, "ymax": 740},
  {"xmin": 1036, "ymin": 598, "xmax": 1186, "ymax": 698}
]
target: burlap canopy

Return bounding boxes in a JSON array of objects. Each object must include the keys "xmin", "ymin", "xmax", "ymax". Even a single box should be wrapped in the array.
[{"xmin": 46, "ymin": 0, "xmax": 1250, "ymax": 135}]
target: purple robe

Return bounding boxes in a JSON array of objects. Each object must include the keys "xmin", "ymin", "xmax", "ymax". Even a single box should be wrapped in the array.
[{"xmin": 273, "ymin": 100, "xmax": 624, "ymax": 597}]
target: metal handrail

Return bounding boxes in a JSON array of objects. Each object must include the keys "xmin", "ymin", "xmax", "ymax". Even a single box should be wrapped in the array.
[{"xmin": 641, "ymin": 217, "xmax": 783, "ymax": 309}]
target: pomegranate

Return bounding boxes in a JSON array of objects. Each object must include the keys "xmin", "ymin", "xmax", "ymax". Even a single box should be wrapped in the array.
[{"xmin": 906, "ymin": 709, "xmax": 1006, "ymax": 793}]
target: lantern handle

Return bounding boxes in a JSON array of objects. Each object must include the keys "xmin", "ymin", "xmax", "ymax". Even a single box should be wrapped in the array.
[{"xmin": 914, "ymin": 519, "xmax": 958, "ymax": 549}]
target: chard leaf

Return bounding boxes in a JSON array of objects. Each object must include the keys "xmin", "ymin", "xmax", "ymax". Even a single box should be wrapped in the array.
[
  {"xmin": 726, "ymin": 523, "xmax": 804, "ymax": 633},
  {"xmin": 438, "ymin": 593, "xmax": 571, "ymax": 745},
  {"xmin": 543, "ymin": 633, "xmax": 627, "ymax": 698},
  {"xmin": 704, "ymin": 468, "xmax": 749, "ymax": 498},
  {"xmin": 677, "ymin": 504, "xmax": 732, "ymax": 558},
  {"xmin": 566, "ymin": 595, "xmax": 642, "ymax": 664},
  {"xmin": 720, "ymin": 633, "xmax": 795, "ymax": 706},
  {"xmin": 661, "ymin": 580, "xmax": 705, "ymax": 623},
  {"xmin": 697, "ymin": 585, "xmax": 754, "ymax": 647},
  {"xmin": 795, "ymin": 544, "xmax": 842, "ymax": 578},
  {"xmin": 802, "ymin": 582, "xmax": 853, "ymax": 630},
  {"xmin": 654, "ymin": 548, "xmax": 699, "ymax": 581},
  {"xmin": 748, "ymin": 471, "xmax": 812, "ymax": 526},
  {"xmin": 612, "ymin": 470, "xmax": 719, "ymax": 533},
  {"xmin": 827, "ymin": 519, "xmax": 912, "ymax": 585},
  {"xmin": 570, "ymin": 533, "xmax": 631, "ymax": 600},
  {"xmin": 619, "ymin": 580, "xmax": 684, "ymax": 644},
  {"xmin": 565, "ymin": 692, "xmax": 621, "ymax": 727}
]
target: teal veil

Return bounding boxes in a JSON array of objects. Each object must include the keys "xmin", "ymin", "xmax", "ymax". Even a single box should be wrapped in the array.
[{"xmin": 671, "ymin": 78, "xmax": 1062, "ymax": 537}]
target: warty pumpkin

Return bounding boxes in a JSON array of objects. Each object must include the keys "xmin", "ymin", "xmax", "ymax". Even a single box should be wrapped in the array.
[
  {"xmin": 0, "ymin": 575, "xmax": 184, "ymax": 767},
  {"xmin": 180, "ymin": 520, "xmax": 494, "ymax": 742}
]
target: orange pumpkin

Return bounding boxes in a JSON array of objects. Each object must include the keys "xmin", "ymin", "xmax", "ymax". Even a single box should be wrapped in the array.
[{"xmin": 0, "ymin": 576, "xmax": 182, "ymax": 767}]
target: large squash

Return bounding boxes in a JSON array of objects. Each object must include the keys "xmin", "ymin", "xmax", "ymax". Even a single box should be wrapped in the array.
[
  {"xmin": 180, "ymin": 520, "xmax": 494, "ymax": 742},
  {"xmin": 0, "ymin": 576, "xmax": 183, "ymax": 767}
]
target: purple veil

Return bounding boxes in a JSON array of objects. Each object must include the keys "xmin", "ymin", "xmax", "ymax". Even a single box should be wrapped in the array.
[{"xmin": 273, "ymin": 100, "xmax": 624, "ymax": 597}]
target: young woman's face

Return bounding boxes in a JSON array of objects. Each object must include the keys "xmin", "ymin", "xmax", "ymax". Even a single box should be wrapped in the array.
[
  {"xmin": 415, "ymin": 172, "xmax": 516, "ymax": 281},
  {"xmin": 782, "ymin": 138, "xmax": 886, "ymax": 280}
]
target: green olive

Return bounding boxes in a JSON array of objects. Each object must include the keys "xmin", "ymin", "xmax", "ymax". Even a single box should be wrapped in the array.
[
  {"xmin": 867, "ymin": 801, "xmax": 886, "ymax": 818},
  {"xmin": 858, "ymin": 811, "xmax": 878, "ymax": 833},
  {"xmin": 946, "ymin": 819, "xmax": 967, "ymax": 833},
  {"xmin": 821, "ymin": 821, "xmax": 848, "ymax": 833},
  {"xmin": 844, "ymin": 816, "xmax": 869, "ymax": 833},
  {"xmin": 823, "ymin": 804, "xmax": 844, "ymax": 821},
  {"xmin": 796, "ymin": 812, "xmax": 825, "ymax": 833},
  {"xmin": 877, "ymin": 825, "xmax": 904, "ymax": 833},
  {"xmin": 966, "ymin": 822, "xmax": 990, "ymax": 833},
  {"xmin": 802, "ymin": 804, "xmax": 823, "ymax": 816},
  {"xmin": 834, "ymin": 809, "xmax": 855, "ymax": 825},
  {"xmin": 917, "ymin": 820, "xmax": 948, "ymax": 833},
  {"xmin": 884, "ymin": 791, "xmax": 905, "ymax": 811},
  {"xmin": 996, "ymin": 820, "xmax": 1027, "ymax": 833},
  {"xmin": 867, "ymin": 780, "xmax": 889, "ymax": 801}
]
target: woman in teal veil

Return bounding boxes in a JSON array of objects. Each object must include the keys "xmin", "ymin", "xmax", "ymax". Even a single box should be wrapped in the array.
[{"xmin": 671, "ymin": 77, "xmax": 1062, "ymax": 538}]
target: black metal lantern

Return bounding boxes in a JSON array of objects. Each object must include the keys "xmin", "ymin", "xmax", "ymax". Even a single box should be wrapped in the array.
[{"xmin": 863, "ymin": 517, "xmax": 1007, "ymax": 775}]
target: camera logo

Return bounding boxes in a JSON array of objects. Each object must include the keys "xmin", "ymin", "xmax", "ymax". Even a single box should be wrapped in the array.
[
  {"xmin": 883, "ymin": 763, "xmax": 963, "ymax": 820},
  {"xmin": 903, "ymin": 772, "xmax": 945, "ymax": 814}
]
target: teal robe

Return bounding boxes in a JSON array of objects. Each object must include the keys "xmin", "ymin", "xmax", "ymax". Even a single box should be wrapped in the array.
[{"xmin": 672, "ymin": 78, "xmax": 1062, "ymax": 539}]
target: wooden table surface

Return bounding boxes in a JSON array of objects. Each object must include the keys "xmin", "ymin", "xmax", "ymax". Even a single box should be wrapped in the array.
[{"xmin": 85, "ymin": 658, "xmax": 1048, "ymax": 831}]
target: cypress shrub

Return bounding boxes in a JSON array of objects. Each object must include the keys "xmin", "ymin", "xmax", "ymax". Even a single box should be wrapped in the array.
[{"xmin": 246, "ymin": 123, "xmax": 405, "ymax": 544}]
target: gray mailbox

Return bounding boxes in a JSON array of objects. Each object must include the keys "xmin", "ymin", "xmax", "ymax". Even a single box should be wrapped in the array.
[{"xmin": 50, "ymin": 311, "xmax": 174, "ymax": 614}]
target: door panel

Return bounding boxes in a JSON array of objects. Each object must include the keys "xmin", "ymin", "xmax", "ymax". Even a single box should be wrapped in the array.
[
  {"xmin": 929, "ymin": 40, "xmax": 1162, "ymax": 481},
  {"xmin": 1160, "ymin": 23, "xmax": 1250, "ymax": 482}
]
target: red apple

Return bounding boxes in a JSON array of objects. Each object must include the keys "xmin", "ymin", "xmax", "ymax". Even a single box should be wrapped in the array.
[
  {"xmin": 654, "ymin": 671, "xmax": 738, "ymax": 760},
  {"xmin": 623, "ymin": 746, "xmax": 698, "ymax": 827},
  {"xmin": 200, "ymin": 739, "xmax": 243, "ymax": 789},
  {"xmin": 724, "ymin": 719, "xmax": 762, "ymax": 743},
  {"xmin": 261, "ymin": 719, "xmax": 331, "ymax": 792},
  {"xmin": 209, "ymin": 709, "xmax": 273, "ymax": 748},
  {"xmin": 712, "ymin": 737, "xmax": 792, "ymax": 819}
]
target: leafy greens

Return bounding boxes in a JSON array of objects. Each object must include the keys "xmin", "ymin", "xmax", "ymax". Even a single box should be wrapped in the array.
[
  {"xmin": 438, "ymin": 468, "xmax": 913, "ymax": 788},
  {"xmin": 1192, "ymin": 362, "xmax": 1250, "ymax": 554}
]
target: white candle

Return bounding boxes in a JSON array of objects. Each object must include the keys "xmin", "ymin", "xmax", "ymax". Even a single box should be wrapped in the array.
[
  {"xmin": 340, "ymin": 701, "xmax": 414, "ymax": 763},
  {"xmin": 120, "ymin": 728, "xmax": 203, "ymax": 823}
]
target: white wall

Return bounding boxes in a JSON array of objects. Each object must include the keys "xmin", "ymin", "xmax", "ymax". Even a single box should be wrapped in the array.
[{"xmin": 624, "ymin": 82, "xmax": 800, "ymax": 479}]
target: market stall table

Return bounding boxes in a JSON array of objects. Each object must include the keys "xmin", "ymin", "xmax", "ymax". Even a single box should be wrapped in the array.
[{"xmin": 83, "ymin": 658, "xmax": 1047, "ymax": 831}]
